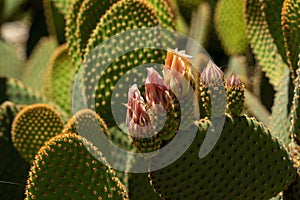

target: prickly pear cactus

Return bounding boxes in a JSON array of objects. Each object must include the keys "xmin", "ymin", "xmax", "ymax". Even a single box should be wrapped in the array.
[
  {"xmin": 44, "ymin": 44, "xmax": 73, "ymax": 115},
  {"xmin": 25, "ymin": 133, "xmax": 129, "ymax": 199},
  {"xmin": 0, "ymin": 77, "xmax": 46, "ymax": 105},
  {"xmin": 1, "ymin": 0, "xmax": 300, "ymax": 199},
  {"xmin": 150, "ymin": 115, "xmax": 297, "ymax": 199},
  {"xmin": 214, "ymin": 0, "xmax": 248, "ymax": 55},
  {"xmin": 11, "ymin": 103, "xmax": 64, "ymax": 162}
]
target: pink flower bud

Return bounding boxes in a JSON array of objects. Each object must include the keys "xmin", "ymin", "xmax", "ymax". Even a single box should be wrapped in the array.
[
  {"xmin": 126, "ymin": 84, "xmax": 151, "ymax": 136},
  {"xmin": 226, "ymin": 72, "xmax": 243, "ymax": 88},
  {"xmin": 201, "ymin": 60, "xmax": 224, "ymax": 85},
  {"xmin": 145, "ymin": 67, "xmax": 171, "ymax": 110}
]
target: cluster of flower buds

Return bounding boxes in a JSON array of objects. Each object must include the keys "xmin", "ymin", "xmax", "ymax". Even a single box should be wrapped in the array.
[
  {"xmin": 126, "ymin": 48, "xmax": 245, "ymax": 137},
  {"xmin": 126, "ymin": 48, "xmax": 194, "ymax": 137}
]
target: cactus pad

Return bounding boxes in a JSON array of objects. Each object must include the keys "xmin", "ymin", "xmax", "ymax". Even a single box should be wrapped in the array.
[
  {"xmin": 0, "ymin": 101, "xmax": 24, "ymax": 138},
  {"xmin": 262, "ymin": 0, "xmax": 287, "ymax": 65},
  {"xmin": 128, "ymin": 173, "xmax": 160, "ymax": 200},
  {"xmin": 44, "ymin": 44, "xmax": 73, "ymax": 115},
  {"xmin": 25, "ymin": 133, "xmax": 129, "ymax": 199},
  {"xmin": 214, "ymin": 0, "xmax": 248, "ymax": 55},
  {"xmin": 270, "ymin": 67, "xmax": 291, "ymax": 146},
  {"xmin": 290, "ymin": 69, "xmax": 300, "ymax": 144},
  {"xmin": 22, "ymin": 37, "xmax": 58, "ymax": 93},
  {"xmin": 11, "ymin": 103, "xmax": 64, "ymax": 162},
  {"xmin": 282, "ymin": 0, "xmax": 300, "ymax": 74},
  {"xmin": 245, "ymin": 0, "xmax": 288, "ymax": 89},
  {"xmin": 73, "ymin": 0, "xmax": 118, "ymax": 68},
  {"xmin": 0, "ymin": 40, "xmax": 23, "ymax": 80},
  {"xmin": 0, "ymin": 77, "xmax": 46, "ymax": 105},
  {"xmin": 81, "ymin": 0, "xmax": 164, "ymax": 127},
  {"xmin": 150, "ymin": 115, "xmax": 296, "ymax": 199}
]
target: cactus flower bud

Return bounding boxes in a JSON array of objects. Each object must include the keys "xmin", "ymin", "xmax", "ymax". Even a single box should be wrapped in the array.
[
  {"xmin": 126, "ymin": 84, "xmax": 151, "ymax": 136},
  {"xmin": 163, "ymin": 48, "xmax": 194, "ymax": 98},
  {"xmin": 226, "ymin": 72, "xmax": 245, "ymax": 115},
  {"xmin": 201, "ymin": 60, "xmax": 224, "ymax": 85},
  {"xmin": 145, "ymin": 67, "xmax": 171, "ymax": 112},
  {"xmin": 226, "ymin": 72, "xmax": 243, "ymax": 88}
]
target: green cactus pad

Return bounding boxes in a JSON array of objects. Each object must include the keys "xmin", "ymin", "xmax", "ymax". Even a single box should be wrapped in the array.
[
  {"xmin": 262, "ymin": 0, "xmax": 287, "ymax": 65},
  {"xmin": 0, "ymin": 77, "xmax": 46, "ymax": 105},
  {"xmin": 11, "ymin": 103, "xmax": 64, "ymax": 162},
  {"xmin": 63, "ymin": 110, "xmax": 132, "ymax": 187},
  {"xmin": 130, "ymin": 134, "xmax": 162, "ymax": 153},
  {"xmin": 25, "ymin": 133, "xmax": 129, "ymax": 199},
  {"xmin": 0, "ymin": 40, "xmax": 23, "ymax": 80},
  {"xmin": 282, "ymin": 0, "xmax": 300, "ymax": 74},
  {"xmin": 0, "ymin": 102, "xmax": 29, "ymax": 200},
  {"xmin": 43, "ymin": 0, "xmax": 66, "ymax": 43},
  {"xmin": 214, "ymin": 0, "xmax": 248, "ymax": 55},
  {"xmin": 128, "ymin": 173, "xmax": 160, "ymax": 200},
  {"xmin": 82, "ymin": 0, "xmax": 164, "ymax": 127},
  {"xmin": 149, "ymin": 115, "xmax": 296, "ymax": 199},
  {"xmin": 62, "ymin": 108, "xmax": 108, "ymax": 137},
  {"xmin": 157, "ymin": 95, "xmax": 196, "ymax": 141},
  {"xmin": 245, "ymin": 0, "xmax": 288, "ymax": 89},
  {"xmin": 147, "ymin": 0, "xmax": 176, "ymax": 29},
  {"xmin": 44, "ymin": 44, "xmax": 73, "ymax": 115},
  {"xmin": 198, "ymin": 83, "xmax": 227, "ymax": 118},
  {"xmin": 188, "ymin": 1, "xmax": 211, "ymax": 47},
  {"xmin": 146, "ymin": 0, "xmax": 176, "ymax": 47},
  {"xmin": 84, "ymin": 0, "xmax": 160, "ymax": 55},
  {"xmin": 0, "ymin": 101, "xmax": 24, "ymax": 138},
  {"xmin": 77, "ymin": 0, "xmax": 118, "ymax": 52},
  {"xmin": 22, "ymin": 37, "xmax": 58, "ymax": 93},
  {"xmin": 270, "ymin": 67, "xmax": 291, "ymax": 146},
  {"xmin": 65, "ymin": 0, "xmax": 84, "ymax": 66},
  {"xmin": 71, "ymin": 0, "xmax": 118, "ymax": 71},
  {"xmin": 290, "ymin": 69, "xmax": 300, "ymax": 144}
]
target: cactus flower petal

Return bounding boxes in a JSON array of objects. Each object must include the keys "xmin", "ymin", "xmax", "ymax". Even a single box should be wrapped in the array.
[
  {"xmin": 226, "ymin": 72, "xmax": 243, "ymax": 88},
  {"xmin": 201, "ymin": 60, "xmax": 224, "ymax": 85},
  {"xmin": 126, "ymin": 84, "xmax": 151, "ymax": 136},
  {"xmin": 163, "ymin": 48, "xmax": 194, "ymax": 98},
  {"xmin": 145, "ymin": 67, "xmax": 171, "ymax": 111}
]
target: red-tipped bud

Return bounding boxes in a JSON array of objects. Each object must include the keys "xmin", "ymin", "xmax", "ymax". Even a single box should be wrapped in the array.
[
  {"xmin": 126, "ymin": 84, "xmax": 151, "ymax": 136},
  {"xmin": 226, "ymin": 72, "xmax": 243, "ymax": 88},
  {"xmin": 201, "ymin": 60, "xmax": 224, "ymax": 85},
  {"xmin": 163, "ymin": 48, "xmax": 194, "ymax": 98},
  {"xmin": 145, "ymin": 67, "xmax": 171, "ymax": 111}
]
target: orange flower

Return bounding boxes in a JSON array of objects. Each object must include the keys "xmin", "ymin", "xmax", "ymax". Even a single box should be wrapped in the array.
[{"xmin": 163, "ymin": 48, "xmax": 194, "ymax": 98}]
